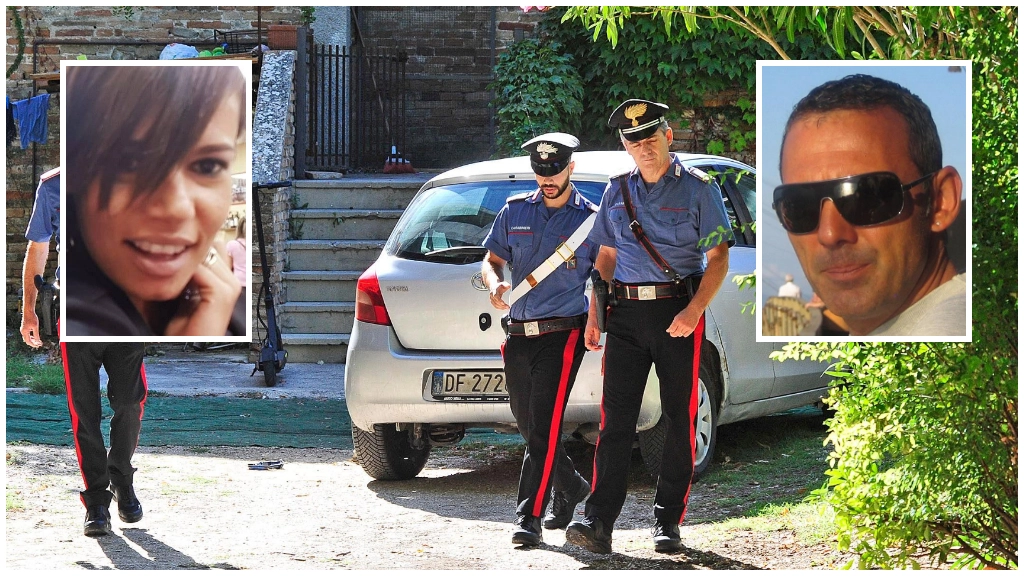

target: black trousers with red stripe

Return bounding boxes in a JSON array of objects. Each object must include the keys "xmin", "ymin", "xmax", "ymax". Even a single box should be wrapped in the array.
[
  {"xmin": 585, "ymin": 297, "xmax": 704, "ymax": 528},
  {"xmin": 503, "ymin": 327, "xmax": 587, "ymax": 519},
  {"xmin": 60, "ymin": 342, "xmax": 148, "ymax": 508}
]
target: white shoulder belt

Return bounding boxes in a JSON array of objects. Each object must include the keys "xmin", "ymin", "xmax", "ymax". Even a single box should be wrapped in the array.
[{"xmin": 508, "ymin": 211, "xmax": 598, "ymax": 307}]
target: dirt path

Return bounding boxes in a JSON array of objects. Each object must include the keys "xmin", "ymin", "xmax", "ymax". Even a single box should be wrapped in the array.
[{"xmin": 6, "ymin": 442, "xmax": 850, "ymax": 570}]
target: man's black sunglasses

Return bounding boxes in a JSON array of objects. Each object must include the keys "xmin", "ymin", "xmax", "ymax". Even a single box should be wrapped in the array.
[{"xmin": 772, "ymin": 171, "xmax": 936, "ymax": 234}]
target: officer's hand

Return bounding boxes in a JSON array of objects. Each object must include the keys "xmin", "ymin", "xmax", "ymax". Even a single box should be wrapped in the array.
[
  {"xmin": 667, "ymin": 304, "xmax": 703, "ymax": 338},
  {"xmin": 165, "ymin": 240, "xmax": 241, "ymax": 336},
  {"xmin": 585, "ymin": 312, "xmax": 603, "ymax": 351},
  {"xmin": 20, "ymin": 310, "xmax": 42, "ymax": 348},
  {"xmin": 488, "ymin": 282, "xmax": 511, "ymax": 311}
]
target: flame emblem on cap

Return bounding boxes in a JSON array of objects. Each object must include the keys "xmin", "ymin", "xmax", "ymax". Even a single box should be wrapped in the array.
[
  {"xmin": 536, "ymin": 143, "xmax": 558, "ymax": 160},
  {"xmin": 624, "ymin": 103, "xmax": 648, "ymax": 127}
]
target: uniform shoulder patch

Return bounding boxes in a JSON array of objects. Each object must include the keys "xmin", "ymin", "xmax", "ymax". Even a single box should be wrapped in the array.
[
  {"xmin": 684, "ymin": 165, "xmax": 711, "ymax": 183},
  {"xmin": 40, "ymin": 167, "xmax": 60, "ymax": 181},
  {"xmin": 507, "ymin": 191, "xmax": 532, "ymax": 203}
]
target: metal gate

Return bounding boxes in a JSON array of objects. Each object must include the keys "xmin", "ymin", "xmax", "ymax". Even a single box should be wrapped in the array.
[{"xmin": 303, "ymin": 44, "xmax": 407, "ymax": 172}]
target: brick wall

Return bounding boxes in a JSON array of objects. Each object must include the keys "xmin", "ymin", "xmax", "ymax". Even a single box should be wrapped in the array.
[
  {"xmin": 5, "ymin": 6, "xmax": 302, "ymax": 329},
  {"xmin": 6, "ymin": 6, "xmax": 303, "ymax": 100},
  {"xmin": 353, "ymin": 6, "xmax": 542, "ymax": 169}
]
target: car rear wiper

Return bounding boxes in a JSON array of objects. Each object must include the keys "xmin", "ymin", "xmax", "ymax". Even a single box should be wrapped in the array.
[
  {"xmin": 423, "ymin": 245, "xmax": 489, "ymax": 263},
  {"xmin": 426, "ymin": 246, "xmax": 488, "ymax": 257}
]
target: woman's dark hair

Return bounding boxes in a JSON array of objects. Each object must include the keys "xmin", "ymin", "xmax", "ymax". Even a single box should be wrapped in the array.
[
  {"xmin": 66, "ymin": 65, "xmax": 245, "ymax": 209},
  {"xmin": 780, "ymin": 73, "xmax": 943, "ymax": 179}
]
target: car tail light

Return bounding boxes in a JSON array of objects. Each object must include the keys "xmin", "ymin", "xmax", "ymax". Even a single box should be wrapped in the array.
[{"xmin": 355, "ymin": 264, "xmax": 392, "ymax": 326}]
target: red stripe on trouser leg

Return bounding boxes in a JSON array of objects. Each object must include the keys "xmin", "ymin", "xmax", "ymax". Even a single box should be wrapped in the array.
[
  {"xmin": 60, "ymin": 339, "xmax": 90, "ymax": 503},
  {"xmin": 531, "ymin": 328, "xmax": 579, "ymax": 518},
  {"xmin": 676, "ymin": 313, "xmax": 705, "ymax": 525},
  {"xmin": 137, "ymin": 361, "xmax": 149, "ymax": 440}
]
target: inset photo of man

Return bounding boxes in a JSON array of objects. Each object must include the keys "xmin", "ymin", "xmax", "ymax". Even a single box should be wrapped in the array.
[{"xmin": 757, "ymin": 62, "xmax": 971, "ymax": 341}]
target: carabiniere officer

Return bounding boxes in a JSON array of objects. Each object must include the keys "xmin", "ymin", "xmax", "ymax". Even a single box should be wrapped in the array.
[
  {"xmin": 565, "ymin": 99, "xmax": 734, "ymax": 554},
  {"xmin": 482, "ymin": 132, "xmax": 597, "ymax": 547},
  {"xmin": 20, "ymin": 168, "xmax": 148, "ymax": 537}
]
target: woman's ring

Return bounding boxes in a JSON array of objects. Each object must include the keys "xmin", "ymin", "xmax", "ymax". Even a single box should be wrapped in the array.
[{"xmin": 203, "ymin": 247, "xmax": 219, "ymax": 268}]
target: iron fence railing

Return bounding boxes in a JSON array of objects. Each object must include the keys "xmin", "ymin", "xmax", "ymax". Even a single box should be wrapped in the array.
[{"xmin": 303, "ymin": 43, "xmax": 407, "ymax": 172}]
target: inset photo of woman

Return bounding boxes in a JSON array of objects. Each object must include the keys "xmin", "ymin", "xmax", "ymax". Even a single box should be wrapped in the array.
[{"xmin": 60, "ymin": 62, "xmax": 252, "ymax": 340}]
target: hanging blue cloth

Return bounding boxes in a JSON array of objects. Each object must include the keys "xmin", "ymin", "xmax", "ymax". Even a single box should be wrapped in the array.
[{"xmin": 11, "ymin": 93, "xmax": 50, "ymax": 149}]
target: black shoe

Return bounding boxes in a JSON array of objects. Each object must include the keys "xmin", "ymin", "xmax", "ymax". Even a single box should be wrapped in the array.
[
  {"xmin": 84, "ymin": 505, "xmax": 111, "ymax": 537},
  {"xmin": 543, "ymin": 476, "xmax": 591, "ymax": 529},
  {"xmin": 512, "ymin": 514, "xmax": 542, "ymax": 546},
  {"xmin": 565, "ymin": 516, "xmax": 612, "ymax": 554},
  {"xmin": 653, "ymin": 520, "xmax": 682, "ymax": 553},
  {"xmin": 111, "ymin": 484, "xmax": 143, "ymax": 523}
]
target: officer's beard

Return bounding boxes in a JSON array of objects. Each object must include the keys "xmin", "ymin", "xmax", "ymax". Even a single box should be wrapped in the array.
[{"xmin": 540, "ymin": 176, "xmax": 571, "ymax": 200}]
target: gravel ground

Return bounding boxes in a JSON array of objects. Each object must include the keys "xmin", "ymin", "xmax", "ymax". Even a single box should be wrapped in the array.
[{"xmin": 5, "ymin": 441, "xmax": 852, "ymax": 570}]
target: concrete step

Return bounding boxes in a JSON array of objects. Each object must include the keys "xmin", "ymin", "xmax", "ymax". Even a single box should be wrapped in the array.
[
  {"xmin": 278, "ymin": 176, "xmax": 434, "ymax": 367},
  {"xmin": 280, "ymin": 332, "xmax": 350, "ymax": 363},
  {"xmin": 286, "ymin": 239, "xmax": 384, "ymax": 271},
  {"xmin": 283, "ymin": 270, "xmax": 361, "ymax": 302},
  {"xmin": 289, "ymin": 208, "xmax": 403, "ymax": 241},
  {"xmin": 278, "ymin": 301, "xmax": 355, "ymax": 334},
  {"xmin": 293, "ymin": 177, "xmax": 429, "ymax": 210}
]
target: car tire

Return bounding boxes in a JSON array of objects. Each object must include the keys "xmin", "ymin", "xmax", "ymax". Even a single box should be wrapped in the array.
[
  {"xmin": 352, "ymin": 424, "xmax": 431, "ymax": 480},
  {"xmin": 638, "ymin": 361, "xmax": 719, "ymax": 482}
]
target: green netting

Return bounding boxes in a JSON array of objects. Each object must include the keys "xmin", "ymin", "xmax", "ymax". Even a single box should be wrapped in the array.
[{"xmin": 5, "ymin": 394, "xmax": 352, "ymax": 449}]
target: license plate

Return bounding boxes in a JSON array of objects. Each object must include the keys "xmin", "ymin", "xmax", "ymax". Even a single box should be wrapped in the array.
[{"xmin": 430, "ymin": 370, "xmax": 507, "ymax": 400}]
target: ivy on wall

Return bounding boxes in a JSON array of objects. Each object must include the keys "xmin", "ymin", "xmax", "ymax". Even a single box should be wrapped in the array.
[
  {"xmin": 488, "ymin": 38, "xmax": 584, "ymax": 158},
  {"xmin": 7, "ymin": 7, "xmax": 25, "ymax": 79},
  {"xmin": 538, "ymin": 7, "xmax": 832, "ymax": 154}
]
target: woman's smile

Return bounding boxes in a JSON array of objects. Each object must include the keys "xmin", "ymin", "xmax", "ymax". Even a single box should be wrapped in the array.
[
  {"xmin": 129, "ymin": 239, "xmax": 193, "ymax": 257},
  {"xmin": 125, "ymin": 238, "xmax": 197, "ymax": 279}
]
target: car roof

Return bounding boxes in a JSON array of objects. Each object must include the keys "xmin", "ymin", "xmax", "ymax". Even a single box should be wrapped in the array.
[{"xmin": 424, "ymin": 150, "xmax": 753, "ymax": 188}]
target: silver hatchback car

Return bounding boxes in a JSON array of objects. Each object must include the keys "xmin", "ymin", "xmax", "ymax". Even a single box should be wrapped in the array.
[{"xmin": 345, "ymin": 151, "xmax": 829, "ymax": 480}]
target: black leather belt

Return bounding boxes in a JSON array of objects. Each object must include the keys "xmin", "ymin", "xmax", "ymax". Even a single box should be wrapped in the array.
[
  {"xmin": 507, "ymin": 314, "xmax": 587, "ymax": 337},
  {"xmin": 613, "ymin": 281, "xmax": 685, "ymax": 300}
]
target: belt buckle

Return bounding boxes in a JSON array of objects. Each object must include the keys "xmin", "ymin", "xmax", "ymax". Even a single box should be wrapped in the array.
[
  {"xmin": 524, "ymin": 321, "xmax": 540, "ymax": 337},
  {"xmin": 638, "ymin": 286, "xmax": 657, "ymax": 300}
]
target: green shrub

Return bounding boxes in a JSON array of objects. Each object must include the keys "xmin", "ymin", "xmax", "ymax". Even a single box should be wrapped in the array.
[
  {"xmin": 489, "ymin": 38, "xmax": 584, "ymax": 158},
  {"xmin": 778, "ymin": 341, "xmax": 1016, "ymax": 569}
]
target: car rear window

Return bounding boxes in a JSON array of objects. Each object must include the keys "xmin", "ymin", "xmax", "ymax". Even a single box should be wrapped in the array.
[{"xmin": 386, "ymin": 180, "xmax": 606, "ymax": 263}]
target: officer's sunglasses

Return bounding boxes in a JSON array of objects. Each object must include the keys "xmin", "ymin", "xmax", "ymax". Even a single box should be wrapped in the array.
[{"xmin": 772, "ymin": 171, "xmax": 936, "ymax": 234}]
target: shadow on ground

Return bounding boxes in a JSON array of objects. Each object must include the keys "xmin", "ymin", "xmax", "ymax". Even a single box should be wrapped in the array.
[
  {"xmin": 78, "ymin": 528, "xmax": 240, "ymax": 570},
  {"xmin": 580, "ymin": 545, "xmax": 763, "ymax": 570}
]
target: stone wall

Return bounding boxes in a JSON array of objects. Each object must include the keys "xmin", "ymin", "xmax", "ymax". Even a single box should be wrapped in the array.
[
  {"xmin": 352, "ymin": 6, "xmax": 543, "ymax": 169},
  {"xmin": 251, "ymin": 51, "xmax": 296, "ymax": 355}
]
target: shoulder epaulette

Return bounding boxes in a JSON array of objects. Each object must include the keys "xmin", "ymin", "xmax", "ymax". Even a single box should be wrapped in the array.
[
  {"xmin": 507, "ymin": 191, "xmax": 532, "ymax": 203},
  {"xmin": 608, "ymin": 169, "xmax": 632, "ymax": 181},
  {"xmin": 40, "ymin": 167, "xmax": 61, "ymax": 181},
  {"xmin": 685, "ymin": 165, "xmax": 711, "ymax": 183},
  {"xmin": 580, "ymin": 195, "xmax": 599, "ymax": 213}
]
